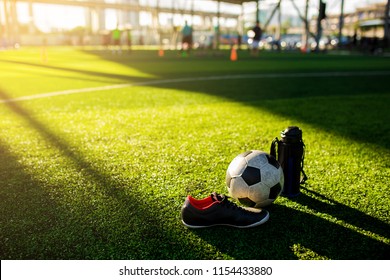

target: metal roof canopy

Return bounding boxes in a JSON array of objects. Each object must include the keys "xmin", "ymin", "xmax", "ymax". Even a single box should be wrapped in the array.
[
  {"xmin": 216, "ymin": 0, "xmax": 257, "ymax": 4},
  {"xmin": 215, "ymin": 0, "xmax": 261, "ymax": 23},
  {"xmin": 14, "ymin": 0, "xmax": 248, "ymax": 20}
]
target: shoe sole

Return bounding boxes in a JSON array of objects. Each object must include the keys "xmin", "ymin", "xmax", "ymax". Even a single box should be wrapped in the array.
[{"xmin": 181, "ymin": 211, "xmax": 269, "ymax": 229}]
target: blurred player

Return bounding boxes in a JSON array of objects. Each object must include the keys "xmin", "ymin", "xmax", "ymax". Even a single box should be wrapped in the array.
[
  {"xmin": 251, "ymin": 21, "xmax": 262, "ymax": 56},
  {"xmin": 181, "ymin": 20, "xmax": 193, "ymax": 55}
]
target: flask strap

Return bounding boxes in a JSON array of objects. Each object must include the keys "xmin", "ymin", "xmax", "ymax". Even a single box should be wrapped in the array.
[
  {"xmin": 270, "ymin": 137, "xmax": 278, "ymax": 159},
  {"xmin": 300, "ymin": 141, "xmax": 308, "ymax": 184}
]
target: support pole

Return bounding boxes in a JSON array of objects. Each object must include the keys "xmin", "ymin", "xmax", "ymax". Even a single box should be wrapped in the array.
[
  {"xmin": 85, "ymin": 7, "xmax": 92, "ymax": 34},
  {"xmin": 277, "ymin": 0, "xmax": 282, "ymax": 42},
  {"xmin": 315, "ymin": 0, "xmax": 325, "ymax": 52},
  {"xmin": 304, "ymin": 0, "xmax": 309, "ymax": 50},
  {"xmin": 338, "ymin": 0, "xmax": 344, "ymax": 48},
  {"xmin": 28, "ymin": 0, "xmax": 35, "ymax": 34},
  {"xmin": 3, "ymin": 0, "xmax": 10, "ymax": 47},
  {"xmin": 171, "ymin": 0, "xmax": 177, "ymax": 49},
  {"xmin": 97, "ymin": 5, "xmax": 105, "ymax": 31},
  {"xmin": 156, "ymin": 0, "xmax": 161, "ymax": 45},
  {"xmin": 191, "ymin": 0, "xmax": 194, "ymax": 25},
  {"xmin": 216, "ymin": 0, "xmax": 220, "ymax": 49},
  {"xmin": 0, "ymin": 1, "xmax": 2, "ymax": 42},
  {"xmin": 239, "ymin": 2, "xmax": 244, "ymax": 48},
  {"xmin": 10, "ymin": 0, "xmax": 19, "ymax": 46}
]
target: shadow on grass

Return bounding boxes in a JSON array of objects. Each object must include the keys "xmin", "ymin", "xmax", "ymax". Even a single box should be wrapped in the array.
[
  {"xmin": 0, "ymin": 138, "xmax": 64, "ymax": 259},
  {"xmin": 146, "ymin": 76, "xmax": 390, "ymax": 149},
  {"xmin": 0, "ymin": 88, "xmax": 202, "ymax": 259},
  {"xmin": 0, "ymin": 58, "xmax": 149, "ymax": 84},
  {"xmin": 191, "ymin": 188, "xmax": 390, "ymax": 260}
]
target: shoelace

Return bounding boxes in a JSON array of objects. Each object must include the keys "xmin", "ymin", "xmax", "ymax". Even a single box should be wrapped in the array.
[
  {"xmin": 211, "ymin": 192, "xmax": 246, "ymax": 212},
  {"xmin": 219, "ymin": 195, "xmax": 244, "ymax": 211}
]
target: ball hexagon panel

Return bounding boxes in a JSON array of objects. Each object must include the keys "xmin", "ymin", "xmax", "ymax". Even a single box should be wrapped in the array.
[
  {"xmin": 260, "ymin": 165, "xmax": 280, "ymax": 186},
  {"xmin": 227, "ymin": 176, "xmax": 250, "ymax": 198},
  {"xmin": 238, "ymin": 197, "xmax": 256, "ymax": 207},
  {"xmin": 269, "ymin": 183, "xmax": 282, "ymax": 199},
  {"xmin": 249, "ymin": 183, "xmax": 270, "ymax": 204},
  {"xmin": 226, "ymin": 155, "xmax": 247, "ymax": 177},
  {"xmin": 241, "ymin": 166, "xmax": 261, "ymax": 186},
  {"xmin": 246, "ymin": 150, "xmax": 269, "ymax": 168}
]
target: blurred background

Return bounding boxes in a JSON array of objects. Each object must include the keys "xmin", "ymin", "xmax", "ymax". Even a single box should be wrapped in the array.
[{"xmin": 1, "ymin": 0, "xmax": 389, "ymax": 53}]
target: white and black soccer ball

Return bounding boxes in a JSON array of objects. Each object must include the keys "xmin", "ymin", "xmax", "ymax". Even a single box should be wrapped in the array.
[{"xmin": 226, "ymin": 150, "xmax": 284, "ymax": 208}]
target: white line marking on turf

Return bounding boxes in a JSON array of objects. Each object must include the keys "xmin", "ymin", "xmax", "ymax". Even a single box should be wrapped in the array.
[{"xmin": 1, "ymin": 71, "xmax": 390, "ymax": 104}]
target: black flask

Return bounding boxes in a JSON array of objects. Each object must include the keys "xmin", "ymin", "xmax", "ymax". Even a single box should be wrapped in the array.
[{"xmin": 270, "ymin": 126, "xmax": 307, "ymax": 197}]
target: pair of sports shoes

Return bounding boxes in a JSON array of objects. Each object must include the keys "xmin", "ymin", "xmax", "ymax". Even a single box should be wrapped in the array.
[{"xmin": 181, "ymin": 192, "xmax": 269, "ymax": 228}]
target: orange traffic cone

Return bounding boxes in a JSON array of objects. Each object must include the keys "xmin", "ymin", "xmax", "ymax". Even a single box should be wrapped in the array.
[
  {"xmin": 158, "ymin": 48, "xmax": 164, "ymax": 57},
  {"xmin": 230, "ymin": 46, "xmax": 237, "ymax": 61}
]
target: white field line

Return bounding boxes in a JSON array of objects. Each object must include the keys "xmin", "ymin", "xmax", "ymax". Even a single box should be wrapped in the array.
[{"xmin": 1, "ymin": 71, "xmax": 390, "ymax": 104}]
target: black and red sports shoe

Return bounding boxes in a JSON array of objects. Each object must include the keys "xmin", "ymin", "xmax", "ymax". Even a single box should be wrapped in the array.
[{"xmin": 181, "ymin": 193, "xmax": 269, "ymax": 228}]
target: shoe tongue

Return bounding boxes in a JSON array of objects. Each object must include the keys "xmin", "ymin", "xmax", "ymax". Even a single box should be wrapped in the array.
[{"xmin": 211, "ymin": 192, "xmax": 225, "ymax": 202}]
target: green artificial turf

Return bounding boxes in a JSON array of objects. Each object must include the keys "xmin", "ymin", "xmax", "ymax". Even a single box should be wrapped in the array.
[{"xmin": 0, "ymin": 47, "xmax": 389, "ymax": 259}]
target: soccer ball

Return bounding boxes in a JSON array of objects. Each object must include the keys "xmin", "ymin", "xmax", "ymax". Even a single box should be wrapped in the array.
[{"xmin": 226, "ymin": 150, "xmax": 284, "ymax": 208}]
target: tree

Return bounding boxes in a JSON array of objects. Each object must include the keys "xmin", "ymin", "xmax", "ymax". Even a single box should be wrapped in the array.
[{"xmin": 385, "ymin": 0, "xmax": 390, "ymax": 47}]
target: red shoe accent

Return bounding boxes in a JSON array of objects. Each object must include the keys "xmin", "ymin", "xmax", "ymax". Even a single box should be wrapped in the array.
[{"xmin": 187, "ymin": 195, "xmax": 217, "ymax": 210}]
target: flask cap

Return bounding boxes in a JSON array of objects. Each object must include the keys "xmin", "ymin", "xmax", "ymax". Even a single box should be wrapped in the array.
[{"xmin": 281, "ymin": 126, "xmax": 302, "ymax": 143}]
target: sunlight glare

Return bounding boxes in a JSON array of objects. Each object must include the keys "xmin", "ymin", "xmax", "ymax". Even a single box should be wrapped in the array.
[{"xmin": 16, "ymin": 3, "xmax": 86, "ymax": 33}]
